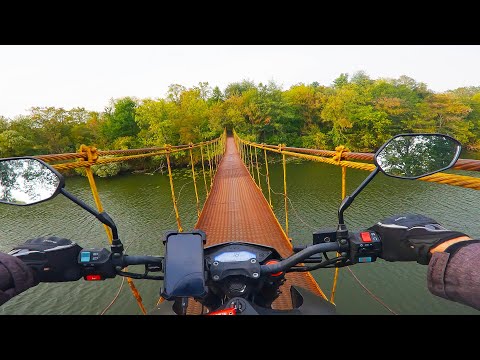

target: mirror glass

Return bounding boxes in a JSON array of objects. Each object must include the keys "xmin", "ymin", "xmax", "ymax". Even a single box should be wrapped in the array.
[
  {"xmin": 0, "ymin": 158, "xmax": 61, "ymax": 205},
  {"xmin": 375, "ymin": 134, "xmax": 461, "ymax": 179}
]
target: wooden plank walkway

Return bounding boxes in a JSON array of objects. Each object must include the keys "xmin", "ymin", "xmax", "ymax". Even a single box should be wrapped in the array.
[{"xmin": 189, "ymin": 135, "xmax": 324, "ymax": 313}]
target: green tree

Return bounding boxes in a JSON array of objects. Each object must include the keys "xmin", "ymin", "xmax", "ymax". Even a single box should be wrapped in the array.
[
  {"xmin": 101, "ymin": 97, "xmax": 140, "ymax": 145},
  {"xmin": 2, "ymin": 71, "xmax": 480, "ymax": 162},
  {"xmin": 333, "ymin": 73, "xmax": 349, "ymax": 88},
  {"xmin": 0, "ymin": 130, "xmax": 34, "ymax": 157},
  {"xmin": 416, "ymin": 93, "xmax": 472, "ymax": 143}
]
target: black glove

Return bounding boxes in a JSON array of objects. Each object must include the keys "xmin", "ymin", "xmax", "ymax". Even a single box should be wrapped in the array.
[
  {"xmin": 369, "ymin": 214, "xmax": 467, "ymax": 265},
  {"xmin": 8, "ymin": 236, "xmax": 83, "ymax": 282}
]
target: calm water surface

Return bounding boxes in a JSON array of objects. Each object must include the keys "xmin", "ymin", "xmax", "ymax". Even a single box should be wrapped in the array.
[{"xmin": 1, "ymin": 159, "xmax": 479, "ymax": 315}]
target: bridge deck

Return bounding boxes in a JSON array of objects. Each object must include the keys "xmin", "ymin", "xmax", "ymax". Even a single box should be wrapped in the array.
[{"xmin": 191, "ymin": 136, "xmax": 324, "ymax": 312}]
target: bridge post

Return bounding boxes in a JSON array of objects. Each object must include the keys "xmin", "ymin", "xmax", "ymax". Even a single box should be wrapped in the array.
[
  {"xmin": 254, "ymin": 146, "xmax": 262, "ymax": 191},
  {"xmin": 206, "ymin": 142, "xmax": 213, "ymax": 187},
  {"xmin": 200, "ymin": 144, "xmax": 209, "ymax": 196},
  {"xmin": 263, "ymin": 146, "xmax": 273, "ymax": 208},
  {"xmin": 189, "ymin": 143, "xmax": 201, "ymax": 219},
  {"xmin": 165, "ymin": 145, "xmax": 183, "ymax": 232},
  {"xmin": 280, "ymin": 143, "xmax": 289, "ymax": 239},
  {"xmin": 330, "ymin": 145, "xmax": 349, "ymax": 303},
  {"xmin": 214, "ymin": 140, "xmax": 218, "ymax": 175},
  {"xmin": 249, "ymin": 144, "xmax": 255, "ymax": 181}
]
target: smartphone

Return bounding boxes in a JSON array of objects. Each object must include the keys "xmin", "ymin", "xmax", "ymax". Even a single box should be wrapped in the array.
[{"xmin": 161, "ymin": 230, "xmax": 207, "ymax": 300}]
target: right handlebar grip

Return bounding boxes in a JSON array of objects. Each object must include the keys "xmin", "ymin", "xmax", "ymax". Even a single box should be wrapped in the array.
[
  {"xmin": 293, "ymin": 245, "xmax": 307, "ymax": 253},
  {"xmin": 262, "ymin": 242, "xmax": 340, "ymax": 274},
  {"xmin": 123, "ymin": 255, "xmax": 163, "ymax": 266}
]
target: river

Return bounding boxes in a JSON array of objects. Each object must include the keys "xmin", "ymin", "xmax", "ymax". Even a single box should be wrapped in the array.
[{"xmin": 1, "ymin": 159, "xmax": 479, "ymax": 315}]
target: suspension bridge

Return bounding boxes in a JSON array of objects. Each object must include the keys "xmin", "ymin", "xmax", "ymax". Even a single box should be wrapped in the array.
[{"xmin": 32, "ymin": 130, "xmax": 480, "ymax": 314}]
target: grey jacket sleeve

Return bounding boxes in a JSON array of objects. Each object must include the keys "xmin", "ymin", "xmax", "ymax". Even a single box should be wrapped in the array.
[
  {"xmin": 428, "ymin": 242, "xmax": 480, "ymax": 310},
  {"xmin": 0, "ymin": 252, "xmax": 37, "ymax": 305}
]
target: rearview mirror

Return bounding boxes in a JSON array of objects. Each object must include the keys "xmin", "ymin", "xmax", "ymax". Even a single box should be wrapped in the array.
[
  {"xmin": 336, "ymin": 133, "xmax": 462, "ymax": 240},
  {"xmin": 0, "ymin": 156, "xmax": 123, "ymax": 254},
  {"xmin": 374, "ymin": 134, "xmax": 461, "ymax": 179},
  {"xmin": 0, "ymin": 157, "xmax": 64, "ymax": 205}
]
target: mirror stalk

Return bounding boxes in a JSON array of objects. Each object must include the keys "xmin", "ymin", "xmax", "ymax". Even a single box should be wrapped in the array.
[
  {"xmin": 60, "ymin": 188, "xmax": 122, "ymax": 252},
  {"xmin": 337, "ymin": 168, "xmax": 379, "ymax": 239}
]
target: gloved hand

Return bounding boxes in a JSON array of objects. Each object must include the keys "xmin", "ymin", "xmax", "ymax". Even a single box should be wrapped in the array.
[
  {"xmin": 8, "ymin": 236, "xmax": 83, "ymax": 282},
  {"xmin": 368, "ymin": 214, "xmax": 468, "ymax": 265}
]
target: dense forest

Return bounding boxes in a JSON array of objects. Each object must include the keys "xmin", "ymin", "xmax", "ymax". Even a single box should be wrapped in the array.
[{"xmin": 1, "ymin": 71, "xmax": 480, "ymax": 161}]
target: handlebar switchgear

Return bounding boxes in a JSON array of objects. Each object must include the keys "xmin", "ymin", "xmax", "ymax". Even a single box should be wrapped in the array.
[
  {"xmin": 78, "ymin": 248, "xmax": 116, "ymax": 280},
  {"xmin": 348, "ymin": 231, "xmax": 381, "ymax": 264}
]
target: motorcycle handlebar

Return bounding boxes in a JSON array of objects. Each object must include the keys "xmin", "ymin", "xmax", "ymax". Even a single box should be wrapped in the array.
[
  {"xmin": 122, "ymin": 255, "xmax": 163, "ymax": 266},
  {"xmin": 261, "ymin": 242, "xmax": 341, "ymax": 274}
]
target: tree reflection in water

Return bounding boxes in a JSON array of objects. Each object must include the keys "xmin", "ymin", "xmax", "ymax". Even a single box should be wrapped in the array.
[{"xmin": 0, "ymin": 159, "xmax": 60, "ymax": 205}]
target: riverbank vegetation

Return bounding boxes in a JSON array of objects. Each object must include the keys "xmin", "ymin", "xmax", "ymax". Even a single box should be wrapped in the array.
[{"xmin": 1, "ymin": 72, "xmax": 479, "ymax": 161}]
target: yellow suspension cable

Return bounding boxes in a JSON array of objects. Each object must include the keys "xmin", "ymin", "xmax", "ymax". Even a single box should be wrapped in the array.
[
  {"xmin": 212, "ymin": 141, "xmax": 216, "ymax": 179},
  {"xmin": 280, "ymin": 144, "xmax": 289, "ymax": 239},
  {"xmin": 206, "ymin": 142, "xmax": 213, "ymax": 187},
  {"xmin": 243, "ymin": 142, "xmax": 246, "ymax": 164},
  {"xmin": 244, "ymin": 143, "xmax": 248, "ymax": 167},
  {"xmin": 330, "ymin": 163, "xmax": 348, "ymax": 304},
  {"xmin": 217, "ymin": 140, "xmax": 219, "ymax": 171},
  {"xmin": 254, "ymin": 147, "xmax": 262, "ymax": 191},
  {"xmin": 249, "ymin": 145, "xmax": 255, "ymax": 181},
  {"xmin": 263, "ymin": 147, "xmax": 273, "ymax": 208},
  {"xmin": 189, "ymin": 144, "xmax": 201, "ymax": 219},
  {"xmin": 78, "ymin": 145, "xmax": 147, "ymax": 315},
  {"xmin": 215, "ymin": 140, "xmax": 218, "ymax": 171},
  {"xmin": 200, "ymin": 145, "xmax": 209, "ymax": 196},
  {"xmin": 165, "ymin": 145, "xmax": 183, "ymax": 232},
  {"xmin": 212, "ymin": 141, "xmax": 216, "ymax": 176}
]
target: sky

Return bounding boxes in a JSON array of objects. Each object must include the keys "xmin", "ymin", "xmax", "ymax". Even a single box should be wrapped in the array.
[{"xmin": 1, "ymin": 45, "xmax": 480, "ymax": 118}]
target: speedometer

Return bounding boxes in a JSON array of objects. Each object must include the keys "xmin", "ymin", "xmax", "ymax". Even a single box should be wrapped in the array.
[{"xmin": 214, "ymin": 251, "xmax": 256, "ymax": 263}]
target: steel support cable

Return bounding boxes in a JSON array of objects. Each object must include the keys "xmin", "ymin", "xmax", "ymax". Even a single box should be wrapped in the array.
[
  {"xmin": 165, "ymin": 145, "xmax": 183, "ymax": 233},
  {"xmin": 347, "ymin": 267, "xmax": 398, "ymax": 315},
  {"xmin": 189, "ymin": 144, "xmax": 201, "ymax": 218},
  {"xmin": 249, "ymin": 145, "xmax": 255, "ymax": 180},
  {"xmin": 206, "ymin": 142, "xmax": 213, "ymax": 187},
  {"xmin": 263, "ymin": 147, "xmax": 273, "ymax": 208},
  {"xmin": 250, "ymin": 144, "xmax": 480, "ymax": 172},
  {"xmin": 200, "ymin": 145, "xmax": 209, "ymax": 196},
  {"xmin": 254, "ymin": 147, "xmax": 262, "ymax": 191},
  {"xmin": 236, "ymin": 138, "xmax": 480, "ymax": 191},
  {"xmin": 279, "ymin": 144, "xmax": 289, "ymax": 238},
  {"xmin": 330, "ymin": 146, "xmax": 349, "ymax": 303},
  {"xmin": 37, "ymin": 132, "xmax": 480, "ymax": 174},
  {"xmin": 36, "ymin": 140, "xmax": 220, "ymax": 163},
  {"xmin": 45, "ymin": 135, "xmax": 223, "ymax": 170}
]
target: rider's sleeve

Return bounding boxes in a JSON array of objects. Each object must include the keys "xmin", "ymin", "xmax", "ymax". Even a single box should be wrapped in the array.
[
  {"xmin": 0, "ymin": 252, "xmax": 37, "ymax": 306},
  {"xmin": 428, "ymin": 242, "xmax": 480, "ymax": 310}
]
